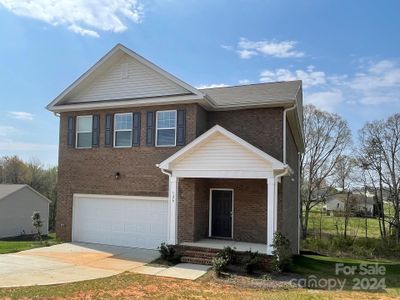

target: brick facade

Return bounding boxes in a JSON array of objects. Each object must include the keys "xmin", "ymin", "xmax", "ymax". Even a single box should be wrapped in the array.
[{"xmin": 56, "ymin": 103, "xmax": 298, "ymax": 250}]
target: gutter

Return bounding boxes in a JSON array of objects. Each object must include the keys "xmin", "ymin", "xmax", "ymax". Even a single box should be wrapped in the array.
[{"xmin": 282, "ymin": 103, "xmax": 297, "ymax": 165}]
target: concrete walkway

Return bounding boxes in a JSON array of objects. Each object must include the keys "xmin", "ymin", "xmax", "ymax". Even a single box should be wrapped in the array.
[{"xmin": 0, "ymin": 243, "xmax": 209, "ymax": 288}]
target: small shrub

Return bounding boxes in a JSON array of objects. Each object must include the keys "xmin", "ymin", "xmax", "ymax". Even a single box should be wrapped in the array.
[
  {"xmin": 158, "ymin": 243, "xmax": 181, "ymax": 263},
  {"xmin": 271, "ymin": 232, "xmax": 292, "ymax": 272},
  {"xmin": 212, "ymin": 256, "xmax": 228, "ymax": 276},
  {"xmin": 216, "ymin": 246, "xmax": 236, "ymax": 264},
  {"xmin": 241, "ymin": 251, "xmax": 262, "ymax": 274},
  {"xmin": 31, "ymin": 211, "xmax": 43, "ymax": 243},
  {"xmin": 261, "ymin": 273, "xmax": 272, "ymax": 281}
]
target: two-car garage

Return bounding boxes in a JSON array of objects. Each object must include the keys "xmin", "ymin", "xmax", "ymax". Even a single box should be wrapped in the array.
[{"xmin": 72, "ymin": 194, "xmax": 168, "ymax": 249}]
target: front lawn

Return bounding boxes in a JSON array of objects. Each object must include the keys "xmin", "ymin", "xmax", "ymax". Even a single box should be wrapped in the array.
[
  {"xmin": 0, "ymin": 233, "xmax": 61, "ymax": 254},
  {"xmin": 0, "ymin": 254, "xmax": 399, "ymax": 299}
]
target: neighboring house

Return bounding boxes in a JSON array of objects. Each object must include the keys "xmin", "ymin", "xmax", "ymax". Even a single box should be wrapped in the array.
[
  {"xmin": 0, "ymin": 184, "xmax": 50, "ymax": 238},
  {"xmin": 325, "ymin": 193, "xmax": 375, "ymax": 216},
  {"xmin": 47, "ymin": 44, "xmax": 304, "ymax": 255}
]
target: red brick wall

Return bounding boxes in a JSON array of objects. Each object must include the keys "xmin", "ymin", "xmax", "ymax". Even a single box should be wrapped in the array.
[
  {"xmin": 56, "ymin": 103, "xmax": 203, "ymax": 241},
  {"xmin": 178, "ymin": 178, "xmax": 267, "ymax": 244}
]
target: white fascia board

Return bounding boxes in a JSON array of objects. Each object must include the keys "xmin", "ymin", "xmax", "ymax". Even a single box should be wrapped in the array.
[{"xmin": 172, "ymin": 170, "xmax": 274, "ymax": 179}]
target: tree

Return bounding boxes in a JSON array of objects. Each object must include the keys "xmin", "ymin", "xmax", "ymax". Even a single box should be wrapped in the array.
[
  {"xmin": 300, "ymin": 105, "xmax": 352, "ymax": 238},
  {"xmin": 359, "ymin": 113, "xmax": 400, "ymax": 243}
]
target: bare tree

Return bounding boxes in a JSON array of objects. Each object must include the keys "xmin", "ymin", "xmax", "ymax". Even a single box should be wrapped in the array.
[
  {"xmin": 301, "ymin": 105, "xmax": 352, "ymax": 238},
  {"xmin": 359, "ymin": 113, "xmax": 400, "ymax": 243}
]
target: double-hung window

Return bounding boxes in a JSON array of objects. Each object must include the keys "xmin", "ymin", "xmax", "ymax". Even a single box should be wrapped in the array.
[
  {"xmin": 76, "ymin": 115, "xmax": 93, "ymax": 149},
  {"xmin": 156, "ymin": 110, "xmax": 177, "ymax": 147},
  {"xmin": 114, "ymin": 113, "xmax": 133, "ymax": 147}
]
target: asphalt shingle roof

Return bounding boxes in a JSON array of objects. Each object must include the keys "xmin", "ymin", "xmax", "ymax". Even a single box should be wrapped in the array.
[
  {"xmin": 0, "ymin": 184, "xmax": 26, "ymax": 200},
  {"xmin": 199, "ymin": 80, "xmax": 302, "ymax": 108}
]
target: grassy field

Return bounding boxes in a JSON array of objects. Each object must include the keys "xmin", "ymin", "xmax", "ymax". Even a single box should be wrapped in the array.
[{"xmin": 0, "ymin": 233, "xmax": 61, "ymax": 254}]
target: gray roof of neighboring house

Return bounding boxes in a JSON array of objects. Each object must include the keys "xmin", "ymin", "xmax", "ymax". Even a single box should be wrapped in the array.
[
  {"xmin": 0, "ymin": 184, "xmax": 27, "ymax": 200},
  {"xmin": 199, "ymin": 80, "xmax": 302, "ymax": 108},
  {"xmin": 0, "ymin": 184, "xmax": 51, "ymax": 202}
]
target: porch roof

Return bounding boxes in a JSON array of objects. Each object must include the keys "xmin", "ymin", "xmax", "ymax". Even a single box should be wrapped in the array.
[{"xmin": 157, "ymin": 125, "xmax": 287, "ymax": 179}]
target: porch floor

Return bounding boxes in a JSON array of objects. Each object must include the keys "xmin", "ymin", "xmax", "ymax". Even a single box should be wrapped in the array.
[{"xmin": 180, "ymin": 239, "xmax": 268, "ymax": 254}]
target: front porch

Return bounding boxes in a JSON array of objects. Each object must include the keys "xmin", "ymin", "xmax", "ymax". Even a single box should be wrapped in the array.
[
  {"xmin": 158, "ymin": 125, "xmax": 289, "ymax": 255},
  {"xmin": 180, "ymin": 238, "xmax": 268, "ymax": 254}
]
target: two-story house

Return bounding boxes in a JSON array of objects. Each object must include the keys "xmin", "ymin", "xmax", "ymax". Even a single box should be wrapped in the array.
[{"xmin": 47, "ymin": 44, "xmax": 304, "ymax": 256}]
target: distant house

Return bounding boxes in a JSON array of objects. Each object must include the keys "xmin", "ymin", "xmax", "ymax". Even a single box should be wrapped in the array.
[
  {"xmin": 0, "ymin": 184, "xmax": 50, "ymax": 238},
  {"xmin": 324, "ymin": 193, "xmax": 375, "ymax": 216}
]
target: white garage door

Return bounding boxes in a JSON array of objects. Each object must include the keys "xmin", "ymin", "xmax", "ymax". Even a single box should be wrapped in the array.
[{"xmin": 72, "ymin": 194, "xmax": 168, "ymax": 249}]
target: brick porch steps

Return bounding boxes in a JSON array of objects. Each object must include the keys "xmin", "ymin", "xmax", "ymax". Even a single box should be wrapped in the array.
[{"xmin": 177, "ymin": 246, "xmax": 219, "ymax": 266}]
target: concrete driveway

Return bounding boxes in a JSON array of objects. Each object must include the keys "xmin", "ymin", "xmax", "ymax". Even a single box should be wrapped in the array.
[{"xmin": 0, "ymin": 243, "xmax": 160, "ymax": 288}]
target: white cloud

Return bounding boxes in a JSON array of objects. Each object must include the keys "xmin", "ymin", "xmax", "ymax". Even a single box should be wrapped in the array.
[
  {"xmin": 0, "ymin": 126, "xmax": 18, "ymax": 136},
  {"xmin": 305, "ymin": 90, "xmax": 344, "ymax": 113},
  {"xmin": 235, "ymin": 38, "xmax": 305, "ymax": 59},
  {"xmin": 238, "ymin": 79, "xmax": 251, "ymax": 85},
  {"xmin": 0, "ymin": 139, "xmax": 57, "ymax": 151},
  {"xmin": 8, "ymin": 111, "xmax": 34, "ymax": 120},
  {"xmin": 349, "ymin": 60, "xmax": 400, "ymax": 105},
  {"xmin": 259, "ymin": 65, "xmax": 326, "ymax": 88},
  {"xmin": 196, "ymin": 83, "xmax": 229, "ymax": 89},
  {"xmin": 0, "ymin": 0, "xmax": 143, "ymax": 37}
]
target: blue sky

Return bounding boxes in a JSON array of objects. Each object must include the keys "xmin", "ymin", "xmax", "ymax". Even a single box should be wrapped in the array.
[{"xmin": 0, "ymin": 0, "xmax": 399, "ymax": 166}]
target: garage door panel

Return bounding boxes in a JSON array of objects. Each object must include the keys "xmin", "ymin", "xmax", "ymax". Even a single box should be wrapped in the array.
[{"xmin": 73, "ymin": 195, "xmax": 168, "ymax": 249}]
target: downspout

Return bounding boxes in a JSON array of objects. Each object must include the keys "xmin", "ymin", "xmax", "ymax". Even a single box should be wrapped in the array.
[{"xmin": 282, "ymin": 103, "xmax": 297, "ymax": 165}]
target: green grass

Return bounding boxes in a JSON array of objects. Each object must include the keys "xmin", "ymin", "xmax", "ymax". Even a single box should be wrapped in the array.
[
  {"xmin": 0, "ymin": 233, "xmax": 61, "ymax": 254},
  {"xmin": 290, "ymin": 254, "xmax": 400, "ymax": 295}
]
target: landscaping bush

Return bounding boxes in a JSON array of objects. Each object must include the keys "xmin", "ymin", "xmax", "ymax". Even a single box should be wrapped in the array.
[
  {"xmin": 241, "ymin": 251, "xmax": 262, "ymax": 274},
  {"xmin": 212, "ymin": 256, "xmax": 228, "ymax": 276},
  {"xmin": 271, "ymin": 232, "xmax": 292, "ymax": 272},
  {"xmin": 216, "ymin": 246, "xmax": 236, "ymax": 264},
  {"xmin": 158, "ymin": 243, "xmax": 181, "ymax": 264}
]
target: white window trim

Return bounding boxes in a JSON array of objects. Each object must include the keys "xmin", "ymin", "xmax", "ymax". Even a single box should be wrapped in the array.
[
  {"xmin": 208, "ymin": 188, "xmax": 234, "ymax": 239},
  {"xmin": 75, "ymin": 115, "xmax": 93, "ymax": 149},
  {"xmin": 113, "ymin": 113, "xmax": 133, "ymax": 148},
  {"xmin": 156, "ymin": 110, "xmax": 177, "ymax": 147}
]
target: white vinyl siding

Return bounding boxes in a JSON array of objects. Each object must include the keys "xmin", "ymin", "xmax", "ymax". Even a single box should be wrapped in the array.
[
  {"xmin": 156, "ymin": 110, "xmax": 177, "ymax": 147},
  {"xmin": 76, "ymin": 115, "xmax": 93, "ymax": 149},
  {"xmin": 172, "ymin": 132, "xmax": 272, "ymax": 171},
  {"xmin": 66, "ymin": 53, "xmax": 189, "ymax": 104},
  {"xmin": 114, "ymin": 113, "xmax": 133, "ymax": 148},
  {"xmin": 72, "ymin": 194, "xmax": 168, "ymax": 249}
]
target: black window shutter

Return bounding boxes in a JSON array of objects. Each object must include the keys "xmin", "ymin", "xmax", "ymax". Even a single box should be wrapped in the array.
[
  {"xmin": 105, "ymin": 113, "xmax": 113, "ymax": 147},
  {"xmin": 146, "ymin": 111, "xmax": 155, "ymax": 146},
  {"xmin": 67, "ymin": 116, "xmax": 75, "ymax": 148},
  {"xmin": 132, "ymin": 112, "xmax": 141, "ymax": 147},
  {"xmin": 92, "ymin": 115, "xmax": 100, "ymax": 147},
  {"xmin": 176, "ymin": 109, "xmax": 186, "ymax": 146}
]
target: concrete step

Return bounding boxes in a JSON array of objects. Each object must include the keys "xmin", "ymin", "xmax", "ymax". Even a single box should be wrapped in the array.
[{"xmin": 181, "ymin": 256, "xmax": 214, "ymax": 265}]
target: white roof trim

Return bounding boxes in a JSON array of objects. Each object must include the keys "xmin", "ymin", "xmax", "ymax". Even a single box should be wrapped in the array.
[
  {"xmin": 47, "ymin": 44, "xmax": 205, "ymax": 111},
  {"xmin": 158, "ymin": 125, "xmax": 286, "ymax": 171}
]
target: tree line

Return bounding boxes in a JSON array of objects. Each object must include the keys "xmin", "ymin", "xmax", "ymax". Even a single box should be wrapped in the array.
[{"xmin": 301, "ymin": 105, "xmax": 400, "ymax": 246}]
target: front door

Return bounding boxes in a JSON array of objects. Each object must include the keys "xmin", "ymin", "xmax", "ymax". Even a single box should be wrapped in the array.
[{"xmin": 211, "ymin": 189, "xmax": 233, "ymax": 238}]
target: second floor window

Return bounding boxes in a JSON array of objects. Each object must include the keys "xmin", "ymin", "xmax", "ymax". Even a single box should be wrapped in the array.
[
  {"xmin": 156, "ymin": 110, "xmax": 176, "ymax": 147},
  {"xmin": 76, "ymin": 115, "xmax": 92, "ymax": 148},
  {"xmin": 114, "ymin": 113, "xmax": 132, "ymax": 147}
]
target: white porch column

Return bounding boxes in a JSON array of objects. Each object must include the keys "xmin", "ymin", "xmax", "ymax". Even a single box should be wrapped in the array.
[
  {"xmin": 266, "ymin": 177, "xmax": 277, "ymax": 255},
  {"xmin": 167, "ymin": 176, "xmax": 178, "ymax": 245}
]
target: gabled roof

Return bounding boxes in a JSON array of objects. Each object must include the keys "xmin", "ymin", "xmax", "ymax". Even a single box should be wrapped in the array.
[
  {"xmin": 46, "ymin": 44, "xmax": 205, "ymax": 111},
  {"xmin": 158, "ymin": 125, "xmax": 286, "ymax": 171},
  {"xmin": 0, "ymin": 184, "xmax": 51, "ymax": 203}
]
